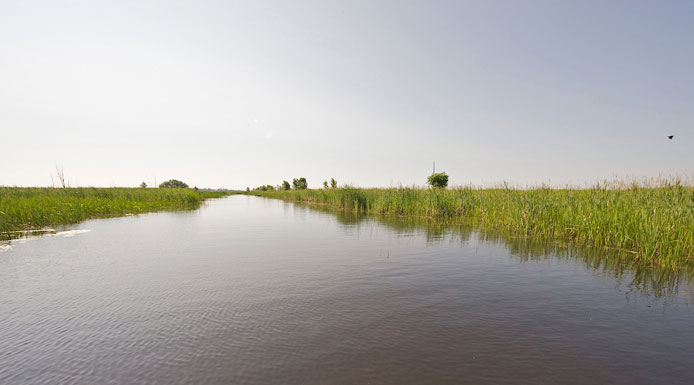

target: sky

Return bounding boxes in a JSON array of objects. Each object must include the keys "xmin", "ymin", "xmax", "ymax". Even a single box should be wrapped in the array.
[{"xmin": 1, "ymin": 0, "xmax": 692, "ymax": 189}]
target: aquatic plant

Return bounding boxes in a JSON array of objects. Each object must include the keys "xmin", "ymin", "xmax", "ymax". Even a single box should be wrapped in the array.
[
  {"xmin": 248, "ymin": 180, "xmax": 694, "ymax": 269},
  {"xmin": 300, "ymin": 204, "xmax": 693, "ymax": 298}
]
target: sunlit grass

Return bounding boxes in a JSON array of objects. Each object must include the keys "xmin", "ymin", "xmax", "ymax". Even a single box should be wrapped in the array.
[
  {"xmin": 249, "ymin": 179, "xmax": 694, "ymax": 269},
  {"xmin": 0, "ymin": 187, "xmax": 229, "ymax": 240}
]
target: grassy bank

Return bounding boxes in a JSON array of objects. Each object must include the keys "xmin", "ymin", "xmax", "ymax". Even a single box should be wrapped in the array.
[
  {"xmin": 249, "ymin": 184, "xmax": 694, "ymax": 269},
  {"xmin": 0, "ymin": 187, "xmax": 229, "ymax": 240},
  {"xmin": 304, "ymin": 206, "xmax": 692, "ymax": 297}
]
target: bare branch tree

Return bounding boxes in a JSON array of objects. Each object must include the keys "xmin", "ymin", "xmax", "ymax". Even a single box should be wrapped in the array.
[{"xmin": 55, "ymin": 164, "xmax": 66, "ymax": 188}]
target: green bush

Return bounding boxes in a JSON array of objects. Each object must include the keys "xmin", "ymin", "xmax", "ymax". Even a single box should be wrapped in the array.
[
  {"xmin": 159, "ymin": 179, "xmax": 189, "ymax": 188},
  {"xmin": 427, "ymin": 172, "xmax": 449, "ymax": 188}
]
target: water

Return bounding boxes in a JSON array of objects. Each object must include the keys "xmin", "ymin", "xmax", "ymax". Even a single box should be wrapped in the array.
[{"xmin": 1, "ymin": 196, "xmax": 692, "ymax": 384}]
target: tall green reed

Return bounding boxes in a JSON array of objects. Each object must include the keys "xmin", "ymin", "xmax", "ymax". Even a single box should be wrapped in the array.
[
  {"xmin": 249, "ymin": 182, "xmax": 694, "ymax": 269},
  {"xmin": 0, "ymin": 187, "xmax": 228, "ymax": 240}
]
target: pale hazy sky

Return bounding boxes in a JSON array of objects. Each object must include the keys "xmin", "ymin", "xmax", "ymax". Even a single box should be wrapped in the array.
[{"xmin": 1, "ymin": 0, "xmax": 692, "ymax": 189}]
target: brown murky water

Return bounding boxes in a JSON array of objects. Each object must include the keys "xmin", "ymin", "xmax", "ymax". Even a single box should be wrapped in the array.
[{"xmin": 1, "ymin": 196, "xmax": 692, "ymax": 384}]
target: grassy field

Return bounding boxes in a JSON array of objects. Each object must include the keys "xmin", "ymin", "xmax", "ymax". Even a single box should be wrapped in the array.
[
  {"xmin": 248, "ymin": 182, "xmax": 694, "ymax": 269},
  {"xmin": 0, "ymin": 187, "xmax": 229, "ymax": 240}
]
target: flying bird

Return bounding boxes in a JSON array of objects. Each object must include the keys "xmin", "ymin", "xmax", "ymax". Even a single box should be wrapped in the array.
[{"xmin": 668, "ymin": 135, "xmax": 674, "ymax": 139}]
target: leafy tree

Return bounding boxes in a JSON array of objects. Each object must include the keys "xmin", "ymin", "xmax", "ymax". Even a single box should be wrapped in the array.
[
  {"xmin": 330, "ymin": 178, "xmax": 337, "ymax": 189},
  {"xmin": 282, "ymin": 180, "xmax": 291, "ymax": 190},
  {"xmin": 140, "ymin": 181, "xmax": 147, "ymax": 188},
  {"xmin": 254, "ymin": 184, "xmax": 276, "ymax": 192},
  {"xmin": 427, "ymin": 172, "xmax": 449, "ymax": 188},
  {"xmin": 292, "ymin": 177, "xmax": 308, "ymax": 190},
  {"xmin": 246, "ymin": 187, "xmax": 250, "ymax": 192},
  {"xmin": 323, "ymin": 180, "xmax": 329, "ymax": 189},
  {"xmin": 159, "ymin": 179, "xmax": 189, "ymax": 188}
]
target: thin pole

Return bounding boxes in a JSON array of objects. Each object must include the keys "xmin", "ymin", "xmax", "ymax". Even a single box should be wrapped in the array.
[{"xmin": 433, "ymin": 161, "xmax": 435, "ymax": 173}]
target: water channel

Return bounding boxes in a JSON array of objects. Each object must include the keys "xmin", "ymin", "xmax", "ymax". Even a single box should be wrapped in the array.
[{"xmin": 1, "ymin": 196, "xmax": 692, "ymax": 384}]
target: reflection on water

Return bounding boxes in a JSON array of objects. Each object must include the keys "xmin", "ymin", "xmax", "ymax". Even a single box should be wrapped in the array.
[
  {"xmin": 308, "ymin": 204, "xmax": 694, "ymax": 302},
  {"xmin": 1, "ymin": 196, "xmax": 693, "ymax": 385}
]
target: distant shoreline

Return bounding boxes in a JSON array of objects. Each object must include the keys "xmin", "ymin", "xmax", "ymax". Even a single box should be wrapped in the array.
[{"xmin": 0, "ymin": 187, "xmax": 229, "ymax": 241}]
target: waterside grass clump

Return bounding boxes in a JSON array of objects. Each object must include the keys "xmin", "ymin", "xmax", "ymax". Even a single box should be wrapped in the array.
[
  {"xmin": 248, "ymin": 182, "xmax": 694, "ymax": 269},
  {"xmin": 0, "ymin": 187, "xmax": 229, "ymax": 240}
]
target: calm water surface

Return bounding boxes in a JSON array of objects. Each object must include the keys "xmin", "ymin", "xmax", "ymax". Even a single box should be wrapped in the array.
[{"xmin": 1, "ymin": 196, "xmax": 692, "ymax": 384}]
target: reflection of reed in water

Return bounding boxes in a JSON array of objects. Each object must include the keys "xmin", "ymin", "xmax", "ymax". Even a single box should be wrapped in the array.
[
  {"xmin": 480, "ymin": 231, "xmax": 693, "ymax": 301},
  {"xmin": 296, "ymin": 203, "xmax": 693, "ymax": 301}
]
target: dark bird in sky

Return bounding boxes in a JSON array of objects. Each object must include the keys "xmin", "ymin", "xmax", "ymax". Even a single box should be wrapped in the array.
[{"xmin": 668, "ymin": 135, "xmax": 674, "ymax": 139}]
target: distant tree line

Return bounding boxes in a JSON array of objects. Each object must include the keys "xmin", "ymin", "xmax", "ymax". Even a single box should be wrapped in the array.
[
  {"xmin": 148, "ymin": 172, "xmax": 447, "ymax": 193},
  {"xmin": 251, "ymin": 177, "xmax": 339, "ymax": 192}
]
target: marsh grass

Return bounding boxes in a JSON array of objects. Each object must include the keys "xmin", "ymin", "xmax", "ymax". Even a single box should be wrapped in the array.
[
  {"xmin": 249, "ymin": 180, "xmax": 694, "ymax": 269},
  {"xmin": 0, "ymin": 187, "xmax": 229, "ymax": 240},
  {"xmin": 302, "ymin": 206, "xmax": 693, "ymax": 299}
]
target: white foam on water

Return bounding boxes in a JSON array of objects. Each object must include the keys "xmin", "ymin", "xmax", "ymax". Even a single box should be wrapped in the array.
[
  {"xmin": 7, "ymin": 229, "xmax": 56, "ymax": 235},
  {"xmin": 1, "ymin": 230, "xmax": 90, "ymax": 251},
  {"xmin": 51, "ymin": 229, "xmax": 91, "ymax": 237}
]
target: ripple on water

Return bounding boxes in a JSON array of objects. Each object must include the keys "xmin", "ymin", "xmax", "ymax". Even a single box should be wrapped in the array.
[{"xmin": 0, "ymin": 197, "xmax": 692, "ymax": 385}]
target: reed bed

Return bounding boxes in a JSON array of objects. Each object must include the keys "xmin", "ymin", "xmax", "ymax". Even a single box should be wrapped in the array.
[
  {"xmin": 0, "ymin": 187, "xmax": 228, "ymax": 240},
  {"xmin": 250, "ymin": 182, "xmax": 694, "ymax": 269}
]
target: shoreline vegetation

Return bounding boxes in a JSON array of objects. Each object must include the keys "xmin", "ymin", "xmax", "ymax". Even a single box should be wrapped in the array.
[
  {"xmin": 0, "ymin": 187, "xmax": 229, "ymax": 241},
  {"xmin": 245, "ymin": 181, "xmax": 694, "ymax": 270},
  {"xmin": 301, "ymin": 205, "xmax": 692, "ymax": 297}
]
